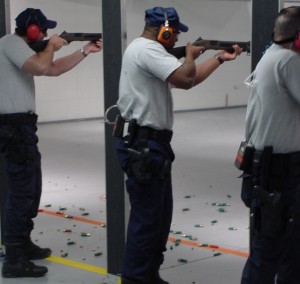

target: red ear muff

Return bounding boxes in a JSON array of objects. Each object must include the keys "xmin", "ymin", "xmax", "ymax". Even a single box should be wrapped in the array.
[
  {"xmin": 27, "ymin": 23, "xmax": 40, "ymax": 41},
  {"xmin": 157, "ymin": 25, "xmax": 173, "ymax": 43},
  {"xmin": 294, "ymin": 32, "xmax": 300, "ymax": 50}
]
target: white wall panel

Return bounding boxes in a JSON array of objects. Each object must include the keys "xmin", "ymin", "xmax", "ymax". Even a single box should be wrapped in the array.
[{"xmin": 285, "ymin": 1, "xmax": 300, "ymax": 4}]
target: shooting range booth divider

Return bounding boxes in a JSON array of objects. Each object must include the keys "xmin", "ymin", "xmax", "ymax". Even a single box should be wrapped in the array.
[{"xmin": 102, "ymin": 0, "xmax": 127, "ymax": 277}]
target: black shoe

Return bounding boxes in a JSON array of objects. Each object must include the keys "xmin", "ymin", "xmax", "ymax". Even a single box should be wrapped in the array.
[
  {"xmin": 24, "ymin": 241, "xmax": 51, "ymax": 260},
  {"xmin": 2, "ymin": 259, "xmax": 48, "ymax": 278}
]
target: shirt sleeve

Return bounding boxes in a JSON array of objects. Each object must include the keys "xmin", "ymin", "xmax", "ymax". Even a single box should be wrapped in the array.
[
  {"xmin": 4, "ymin": 35, "xmax": 36, "ymax": 69},
  {"xmin": 138, "ymin": 42, "xmax": 182, "ymax": 81},
  {"xmin": 282, "ymin": 53, "xmax": 300, "ymax": 104}
]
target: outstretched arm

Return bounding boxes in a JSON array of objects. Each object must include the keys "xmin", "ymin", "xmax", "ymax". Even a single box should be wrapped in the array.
[
  {"xmin": 167, "ymin": 43, "xmax": 241, "ymax": 90},
  {"xmin": 43, "ymin": 39, "xmax": 103, "ymax": 77},
  {"xmin": 22, "ymin": 35, "xmax": 103, "ymax": 77},
  {"xmin": 193, "ymin": 44, "xmax": 242, "ymax": 86}
]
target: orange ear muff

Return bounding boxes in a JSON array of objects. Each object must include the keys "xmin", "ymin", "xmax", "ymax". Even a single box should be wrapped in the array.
[
  {"xmin": 157, "ymin": 25, "xmax": 173, "ymax": 44},
  {"xmin": 27, "ymin": 23, "xmax": 40, "ymax": 41},
  {"xmin": 157, "ymin": 8, "xmax": 174, "ymax": 44},
  {"xmin": 294, "ymin": 31, "xmax": 300, "ymax": 50}
]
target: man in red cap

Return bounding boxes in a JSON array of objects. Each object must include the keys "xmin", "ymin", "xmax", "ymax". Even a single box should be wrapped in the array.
[
  {"xmin": 114, "ymin": 6, "xmax": 242, "ymax": 284},
  {"xmin": 0, "ymin": 8, "xmax": 102, "ymax": 278}
]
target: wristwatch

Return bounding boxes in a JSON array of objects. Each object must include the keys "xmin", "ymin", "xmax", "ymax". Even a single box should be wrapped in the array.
[
  {"xmin": 80, "ymin": 48, "xmax": 88, "ymax": 57},
  {"xmin": 215, "ymin": 55, "xmax": 224, "ymax": 64}
]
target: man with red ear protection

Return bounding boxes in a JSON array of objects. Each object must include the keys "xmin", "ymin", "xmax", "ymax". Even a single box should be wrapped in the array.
[
  {"xmin": 0, "ymin": 8, "xmax": 102, "ymax": 278},
  {"xmin": 115, "ymin": 6, "xmax": 242, "ymax": 284},
  {"xmin": 15, "ymin": 8, "xmax": 57, "ymax": 42},
  {"xmin": 240, "ymin": 6, "xmax": 300, "ymax": 284}
]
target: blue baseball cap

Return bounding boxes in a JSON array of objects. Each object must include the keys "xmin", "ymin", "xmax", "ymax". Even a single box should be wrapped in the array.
[
  {"xmin": 15, "ymin": 8, "xmax": 57, "ymax": 30},
  {"xmin": 145, "ymin": 7, "xmax": 189, "ymax": 32}
]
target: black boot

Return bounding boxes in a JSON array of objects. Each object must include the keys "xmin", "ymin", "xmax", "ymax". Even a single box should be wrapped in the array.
[
  {"xmin": 24, "ymin": 239, "xmax": 51, "ymax": 260},
  {"xmin": 2, "ymin": 245, "xmax": 48, "ymax": 278}
]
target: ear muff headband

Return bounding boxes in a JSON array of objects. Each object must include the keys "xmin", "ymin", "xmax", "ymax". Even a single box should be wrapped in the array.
[
  {"xmin": 157, "ymin": 9, "xmax": 174, "ymax": 44},
  {"xmin": 26, "ymin": 9, "xmax": 41, "ymax": 41},
  {"xmin": 272, "ymin": 31, "xmax": 300, "ymax": 50}
]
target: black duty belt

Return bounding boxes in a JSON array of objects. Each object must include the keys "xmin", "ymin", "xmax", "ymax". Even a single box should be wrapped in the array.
[
  {"xmin": 136, "ymin": 126, "xmax": 173, "ymax": 143},
  {"xmin": 0, "ymin": 113, "xmax": 38, "ymax": 125},
  {"xmin": 254, "ymin": 149, "xmax": 300, "ymax": 177}
]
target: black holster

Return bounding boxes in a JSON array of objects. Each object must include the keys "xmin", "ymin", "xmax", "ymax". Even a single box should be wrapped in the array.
[
  {"xmin": 114, "ymin": 117, "xmax": 172, "ymax": 183},
  {"xmin": 126, "ymin": 147, "xmax": 171, "ymax": 184},
  {"xmin": 253, "ymin": 186, "xmax": 288, "ymax": 238},
  {"xmin": 251, "ymin": 147, "xmax": 292, "ymax": 238}
]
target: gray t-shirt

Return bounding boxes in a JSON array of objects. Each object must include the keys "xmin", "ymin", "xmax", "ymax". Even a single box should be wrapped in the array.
[
  {"xmin": 0, "ymin": 34, "xmax": 36, "ymax": 114},
  {"xmin": 117, "ymin": 37, "xmax": 182, "ymax": 130},
  {"xmin": 245, "ymin": 44, "xmax": 300, "ymax": 153}
]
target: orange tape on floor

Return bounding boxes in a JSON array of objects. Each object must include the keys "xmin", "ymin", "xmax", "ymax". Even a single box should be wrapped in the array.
[
  {"xmin": 39, "ymin": 209, "xmax": 249, "ymax": 258},
  {"xmin": 38, "ymin": 208, "xmax": 106, "ymax": 227},
  {"xmin": 168, "ymin": 236, "xmax": 249, "ymax": 258}
]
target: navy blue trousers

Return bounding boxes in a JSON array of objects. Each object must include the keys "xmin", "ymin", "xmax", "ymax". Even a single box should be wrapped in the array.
[
  {"xmin": 241, "ymin": 176, "xmax": 300, "ymax": 284},
  {"xmin": 0, "ymin": 123, "xmax": 41, "ymax": 245},
  {"xmin": 115, "ymin": 139, "xmax": 174, "ymax": 281}
]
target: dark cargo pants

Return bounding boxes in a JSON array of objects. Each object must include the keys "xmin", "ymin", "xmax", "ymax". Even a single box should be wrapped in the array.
[
  {"xmin": 0, "ymin": 123, "xmax": 41, "ymax": 245},
  {"xmin": 115, "ymin": 138, "xmax": 174, "ymax": 282}
]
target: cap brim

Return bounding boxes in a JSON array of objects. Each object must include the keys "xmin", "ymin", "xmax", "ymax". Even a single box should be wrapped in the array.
[
  {"xmin": 41, "ymin": 19, "xmax": 57, "ymax": 29},
  {"xmin": 179, "ymin": 22, "xmax": 188, "ymax": 32}
]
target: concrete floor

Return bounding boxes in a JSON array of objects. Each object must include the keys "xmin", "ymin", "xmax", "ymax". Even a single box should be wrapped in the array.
[{"xmin": 0, "ymin": 107, "xmax": 250, "ymax": 284}]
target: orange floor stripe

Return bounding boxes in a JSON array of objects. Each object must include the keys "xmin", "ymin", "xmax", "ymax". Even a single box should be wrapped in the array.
[
  {"xmin": 39, "ymin": 209, "xmax": 249, "ymax": 258},
  {"xmin": 38, "ymin": 209, "xmax": 106, "ymax": 226},
  {"xmin": 168, "ymin": 236, "xmax": 249, "ymax": 258}
]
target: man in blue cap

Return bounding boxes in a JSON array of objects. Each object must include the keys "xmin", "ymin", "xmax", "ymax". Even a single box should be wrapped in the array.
[
  {"xmin": 114, "ymin": 6, "xmax": 242, "ymax": 284},
  {"xmin": 14, "ymin": 8, "xmax": 57, "ymax": 41},
  {"xmin": 0, "ymin": 8, "xmax": 102, "ymax": 278}
]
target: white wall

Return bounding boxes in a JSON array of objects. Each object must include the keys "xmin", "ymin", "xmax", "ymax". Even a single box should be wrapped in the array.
[
  {"xmin": 285, "ymin": 1, "xmax": 300, "ymax": 5},
  {"xmin": 9, "ymin": 0, "xmax": 251, "ymax": 122}
]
